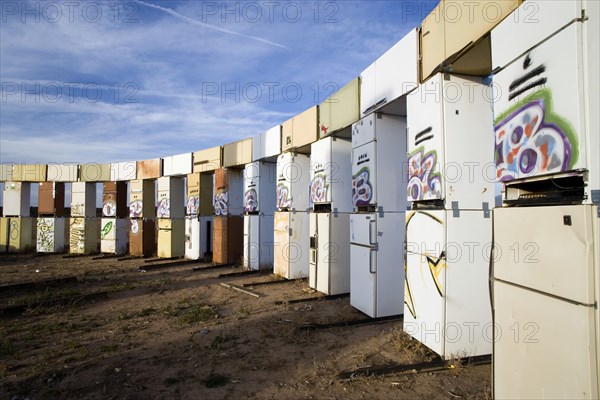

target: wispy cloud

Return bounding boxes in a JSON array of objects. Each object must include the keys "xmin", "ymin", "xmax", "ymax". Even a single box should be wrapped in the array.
[{"xmin": 133, "ymin": 0, "xmax": 289, "ymax": 49}]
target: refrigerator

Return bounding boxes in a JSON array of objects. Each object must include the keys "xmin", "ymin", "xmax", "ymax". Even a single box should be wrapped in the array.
[
  {"xmin": 252, "ymin": 125, "xmax": 281, "ymax": 162},
  {"xmin": 71, "ymin": 182, "xmax": 96, "ymax": 218},
  {"xmin": 136, "ymin": 158, "xmax": 162, "ymax": 180},
  {"xmin": 274, "ymin": 211, "xmax": 310, "ymax": 279},
  {"xmin": 100, "ymin": 218, "xmax": 128, "ymax": 254},
  {"xmin": 37, "ymin": 217, "xmax": 65, "ymax": 253},
  {"xmin": 129, "ymin": 219, "xmax": 155, "ymax": 257},
  {"xmin": 0, "ymin": 217, "xmax": 7, "ymax": 252},
  {"xmin": 350, "ymin": 113, "xmax": 407, "ymax": 318},
  {"xmin": 309, "ymin": 136, "xmax": 353, "ymax": 295},
  {"xmin": 102, "ymin": 181, "xmax": 127, "ymax": 218},
  {"xmin": 3, "ymin": 182, "xmax": 31, "ymax": 217},
  {"xmin": 157, "ymin": 176, "xmax": 184, "ymax": 219},
  {"xmin": 157, "ymin": 218, "xmax": 184, "ymax": 258},
  {"xmin": 492, "ymin": 205, "xmax": 599, "ymax": 399},
  {"xmin": 243, "ymin": 161, "xmax": 276, "ymax": 270},
  {"xmin": 185, "ymin": 172, "xmax": 214, "ymax": 260},
  {"xmin": 129, "ymin": 179, "xmax": 155, "ymax": 257},
  {"xmin": 224, "ymin": 138, "xmax": 253, "ymax": 168},
  {"xmin": 404, "ymin": 73, "xmax": 494, "ymax": 357},
  {"xmin": 492, "ymin": 9, "xmax": 595, "ymax": 188},
  {"xmin": 319, "ymin": 78, "xmax": 360, "ymax": 137},
  {"xmin": 193, "ymin": 146, "xmax": 222, "ymax": 174},
  {"xmin": 275, "ymin": 152, "xmax": 311, "ymax": 212},
  {"xmin": 162, "ymin": 153, "xmax": 193, "ymax": 177},
  {"xmin": 213, "ymin": 168, "xmax": 244, "ymax": 264},
  {"xmin": 79, "ymin": 163, "xmax": 110, "ymax": 182},
  {"xmin": 38, "ymin": 182, "xmax": 65, "ymax": 217},
  {"xmin": 281, "ymin": 106, "xmax": 319, "ymax": 152},
  {"xmin": 46, "ymin": 163, "xmax": 78, "ymax": 182},
  {"xmin": 69, "ymin": 217, "xmax": 98, "ymax": 254},
  {"xmin": 110, "ymin": 161, "xmax": 137, "ymax": 182},
  {"xmin": 1, "ymin": 217, "xmax": 34, "ymax": 253},
  {"xmin": 12, "ymin": 164, "xmax": 47, "ymax": 182}
]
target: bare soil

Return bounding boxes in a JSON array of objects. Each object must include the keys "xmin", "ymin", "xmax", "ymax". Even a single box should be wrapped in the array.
[{"xmin": 0, "ymin": 253, "xmax": 491, "ymax": 399}]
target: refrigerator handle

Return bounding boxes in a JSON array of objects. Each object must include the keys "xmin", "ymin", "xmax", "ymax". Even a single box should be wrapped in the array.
[
  {"xmin": 369, "ymin": 249, "xmax": 376, "ymax": 274},
  {"xmin": 369, "ymin": 220, "xmax": 376, "ymax": 245}
]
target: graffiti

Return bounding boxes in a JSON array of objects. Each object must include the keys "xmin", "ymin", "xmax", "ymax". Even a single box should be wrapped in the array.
[
  {"xmin": 494, "ymin": 89, "xmax": 576, "ymax": 181},
  {"xmin": 103, "ymin": 200, "xmax": 117, "ymax": 217},
  {"xmin": 351, "ymin": 167, "xmax": 373, "ymax": 206},
  {"xmin": 9, "ymin": 220, "xmax": 19, "ymax": 241},
  {"xmin": 214, "ymin": 192, "xmax": 228, "ymax": 216},
  {"xmin": 187, "ymin": 196, "xmax": 199, "ymax": 215},
  {"xmin": 101, "ymin": 220, "xmax": 113, "ymax": 239},
  {"xmin": 130, "ymin": 219, "xmax": 139, "ymax": 234},
  {"xmin": 310, "ymin": 174, "xmax": 328, "ymax": 203},
  {"xmin": 70, "ymin": 218, "xmax": 86, "ymax": 254},
  {"xmin": 37, "ymin": 218, "xmax": 55, "ymax": 252},
  {"xmin": 244, "ymin": 189, "xmax": 258, "ymax": 213},
  {"xmin": 407, "ymin": 147, "xmax": 442, "ymax": 201},
  {"xmin": 129, "ymin": 200, "xmax": 143, "ymax": 218},
  {"xmin": 71, "ymin": 203, "xmax": 85, "ymax": 217},
  {"xmin": 157, "ymin": 198, "xmax": 170, "ymax": 218},
  {"xmin": 320, "ymin": 124, "xmax": 328, "ymax": 136},
  {"xmin": 404, "ymin": 211, "xmax": 447, "ymax": 320},
  {"xmin": 276, "ymin": 184, "xmax": 292, "ymax": 209}
]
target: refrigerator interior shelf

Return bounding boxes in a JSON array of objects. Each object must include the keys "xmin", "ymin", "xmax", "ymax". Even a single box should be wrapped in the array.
[{"xmin": 504, "ymin": 173, "xmax": 586, "ymax": 206}]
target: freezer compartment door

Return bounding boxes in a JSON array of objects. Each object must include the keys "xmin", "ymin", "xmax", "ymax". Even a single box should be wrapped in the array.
[
  {"xmin": 493, "ymin": 23, "xmax": 587, "ymax": 182},
  {"xmin": 352, "ymin": 141, "xmax": 377, "ymax": 207},
  {"xmin": 494, "ymin": 205, "xmax": 596, "ymax": 304},
  {"xmin": 407, "ymin": 74, "xmax": 444, "ymax": 202},
  {"xmin": 404, "ymin": 210, "xmax": 446, "ymax": 356},
  {"xmin": 493, "ymin": 280, "xmax": 598, "ymax": 400}
]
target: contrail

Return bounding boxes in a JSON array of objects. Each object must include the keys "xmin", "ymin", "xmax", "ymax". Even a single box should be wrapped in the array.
[{"xmin": 133, "ymin": 0, "xmax": 289, "ymax": 49}]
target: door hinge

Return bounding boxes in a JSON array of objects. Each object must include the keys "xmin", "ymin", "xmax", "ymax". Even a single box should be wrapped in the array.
[
  {"xmin": 452, "ymin": 201, "xmax": 460, "ymax": 218},
  {"xmin": 482, "ymin": 202, "xmax": 490, "ymax": 218}
]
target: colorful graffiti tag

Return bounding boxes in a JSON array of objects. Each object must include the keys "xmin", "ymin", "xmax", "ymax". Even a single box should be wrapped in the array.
[
  {"xmin": 214, "ymin": 192, "xmax": 228, "ymax": 216},
  {"xmin": 276, "ymin": 184, "xmax": 292, "ymax": 209},
  {"xmin": 69, "ymin": 218, "xmax": 86, "ymax": 254},
  {"xmin": 130, "ymin": 219, "xmax": 139, "ymax": 234},
  {"xmin": 310, "ymin": 174, "xmax": 328, "ymax": 203},
  {"xmin": 404, "ymin": 211, "xmax": 446, "ymax": 320},
  {"xmin": 407, "ymin": 147, "xmax": 442, "ymax": 201},
  {"xmin": 494, "ymin": 90, "xmax": 576, "ymax": 181},
  {"xmin": 351, "ymin": 167, "xmax": 372, "ymax": 206},
  {"xmin": 101, "ymin": 220, "xmax": 113, "ymax": 240},
  {"xmin": 157, "ymin": 198, "xmax": 170, "ymax": 218},
  {"xmin": 187, "ymin": 196, "xmax": 199, "ymax": 215},
  {"xmin": 37, "ymin": 218, "xmax": 55, "ymax": 253},
  {"xmin": 244, "ymin": 189, "xmax": 258, "ymax": 213},
  {"xmin": 129, "ymin": 200, "xmax": 143, "ymax": 218}
]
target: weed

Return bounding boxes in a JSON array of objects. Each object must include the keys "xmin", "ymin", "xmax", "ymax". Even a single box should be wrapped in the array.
[
  {"xmin": 210, "ymin": 334, "xmax": 239, "ymax": 350},
  {"xmin": 179, "ymin": 305, "xmax": 216, "ymax": 324},
  {"xmin": 238, "ymin": 303, "xmax": 250, "ymax": 319},
  {"xmin": 137, "ymin": 307, "xmax": 155, "ymax": 317}
]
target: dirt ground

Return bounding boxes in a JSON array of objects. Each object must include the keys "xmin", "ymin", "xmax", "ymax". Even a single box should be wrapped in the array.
[{"xmin": 0, "ymin": 253, "xmax": 491, "ymax": 399}]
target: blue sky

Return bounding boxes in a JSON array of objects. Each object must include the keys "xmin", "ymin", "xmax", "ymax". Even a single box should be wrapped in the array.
[{"xmin": 0, "ymin": 0, "xmax": 439, "ymax": 165}]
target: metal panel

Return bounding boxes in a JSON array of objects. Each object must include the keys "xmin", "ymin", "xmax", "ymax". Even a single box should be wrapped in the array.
[
  {"xmin": 163, "ymin": 153, "xmax": 193, "ymax": 177},
  {"xmin": 79, "ymin": 163, "xmax": 110, "ymax": 182},
  {"xmin": 46, "ymin": 163, "xmax": 78, "ymax": 182},
  {"xmin": 12, "ymin": 164, "xmax": 47, "ymax": 182},
  {"xmin": 223, "ymin": 138, "xmax": 253, "ymax": 167},
  {"xmin": 193, "ymin": 146, "xmax": 222, "ymax": 173},
  {"xmin": 136, "ymin": 158, "xmax": 162, "ymax": 179},
  {"xmin": 37, "ymin": 217, "xmax": 65, "ymax": 253},
  {"xmin": 319, "ymin": 77, "xmax": 360, "ymax": 136},
  {"xmin": 110, "ymin": 161, "xmax": 137, "ymax": 181}
]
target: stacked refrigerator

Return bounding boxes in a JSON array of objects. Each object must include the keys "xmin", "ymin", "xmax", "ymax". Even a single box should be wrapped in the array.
[
  {"xmin": 100, "ymin": 181, "xmax": 128, "ymax": 254},
  {"xmin": 157, "ymin": 176, "xmax": 185, "ymax": 258},
  {"xmin": 185, "ymin": 172, "xmax": 214, "ymax": 260},
  {"xmin": 69, "ymin": 182, "xmax": 98, "ymax": 254},
  {"xmin": 309, "ymin": 136, "xmax": 353, "ymax": 294},
  {"xmin": 491, "ymin": 1, "xmax": 599, "ymax": 398},
  {"xmin": 129, "ymin": 179, "xmax": 155, "ymax": 257},
  {"xmin": 243, "ymin": 161, "xmax": 276, "ymax": 270},
  {"xmin": 1, "ymin": 181, "xmax": 33, "ymax": 253},
  {"xmin": 403, "ymin": 73, "xmax": 495, "ymax": 358},
  {"xmin": 37, "ymin": 182, "xmax": 66, "ymax": 253},
  {"xmin": 273, "ymin": 152, "xmax": 311, "ymax": 279},
  {"xmin": 349, "ymin": 113, "xmax": 407, "ymax": 317},
  {"xmin": 212, "ymin": 168, "xmax": 244, "ymax": 264}
]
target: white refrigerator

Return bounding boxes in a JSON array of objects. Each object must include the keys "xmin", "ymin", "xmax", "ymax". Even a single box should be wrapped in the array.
[
  {"xmin": 309, "ymin": 136, "xmax": 352, "ymax": 295},
  {"xmin": 36, "ymin": 217, "xmax": 65, "ymax": 253},
  {"xmin": 100, "ymin": 218, "xmax": 128, "ymax": 254},
  {"xmin": 492, "ymin": 205, "xmax": 599, "ymax": 399},
  {"xmin": 275, "ymin": 152, "xmax": 311, "ymax": 212},
  {"xmin": 185, "ymin": 216, "xmax": 212, "ymax": 260},
  {"xmin": 243, "ymin": 161, "xmax": 276, "ymax": 271},
  {"xmin": 274, "ymin": 211, "xmax": 309, "ymax": 279},
  {"xmin": 350, "ymin": 113, "xmax": 407, "ymax": 317},
  {"xmin": 404, "ymin": 209, "xmax": 492, "ymax": 358}
]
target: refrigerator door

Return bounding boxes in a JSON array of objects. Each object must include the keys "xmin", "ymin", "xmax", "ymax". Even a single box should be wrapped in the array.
[
  {"xmin": 37, "ymin": 217, "xmax": 55, "ymax": 252},
  {"xmin": 0, "ymin": 218, "xmax": 8, "ymax": 252},
  {"xmin": 493, "ymin": 23, "xmax": 587, "ymax": 182},
  {"xmin": 404, "ymin": 210, "xmax": 446, "ymax": 355},
  {"xmin": 243, "ymin": 215, "xmax": 251, "ymax": 269},
  {"xmin": 137, "ymin": 158, "xmax": 162, "ymax": 179},
  {"xmin": 46, "ymin": 164, "xmax": 78, "ymax": 182},
  {"xmin": 263, "ymin": 125, "xmax": 281, "ymax": 160},
  {"xmin": 315, "ymin": 213, "xmax": 329, "ymax": 293},
  {"xmin": 185, "ymin": 217, "xmax": 200, "ymax": 260},
  {"xmin": 494, "ymin": 280, "xmax": 598, "ymax": 400},
  {"xmin": 244, "ymin": 162, "xmax": 260, "ymax": 213},
  {"xmin": 292, "ymin": 106, "xmax": 318, "ymax": 148},
  {"xmin": 224, "ymin": 138, "xmax": 252, "ymax": 167},
  {"xmin": 79, "ymin": 163, "xmax": 110, "ymax": 182},
  {"xmin": 494, "ymin": 205, "xmax": 596, "ymax": 304},
  {"xmin": 351, "ymin": 113, "xmax": 376, "ymax": 148},
  {"xmin": 359, "ymin": 61, "xmax": 377, "ymax": 117},
  {"xmin": 309, "ymin": 212, "xmax": 318, "ymax": 288},
  {"xmin": 376, "ymin": 29, "xmax": 418, "ymax": 107},
  {"xmin": 350, "ymin": 213, "xmax": 377, "ymax": 316},
  {"xmin": 407, "ymin": 74, "xmax": 444, "ymax": 202},
  {"xmin": 319, "ymin": 77, "xmax": 360, "ymax": 136},
  {"xmin": 352, "ymin": 141, "xmax": 377, "ymax": 207},
  {"xmin": 110, "ymin": 161, "xmax": 137, "ymax": 181},
  {"xmin": 243, "ymin": 215, "xmax": 261, "ymax": 270},
  {"xmin": 3, "ymin": 182, "xmax": 31, "ymax": 217},
  {"xmin": 273, "ymin": 212, "xmax": 290, "ymax": 277},
  {"xmin": 288, "ymin": 212, "xmax": 310, "ymax": 279},
  {"xmin": 193, "ymin": 146, "xmax": 222, "ymax": 173},
  {"xmin": 310, "ymin": 138, "xmax": 332, "ymax": 205},
  {"xmin": 276, "ymin": 153, "xmax": 310, "ymax": 211}
]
